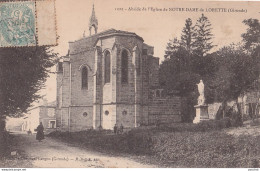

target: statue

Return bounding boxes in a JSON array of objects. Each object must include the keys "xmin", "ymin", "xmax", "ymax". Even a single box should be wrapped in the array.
[
  {"xmin": 193, "ymin": 80, "xmax": 209, "ymax": 123},
  {"xmin": 197, "ymin": 80, "xmax": 205, "ymax": 105}
]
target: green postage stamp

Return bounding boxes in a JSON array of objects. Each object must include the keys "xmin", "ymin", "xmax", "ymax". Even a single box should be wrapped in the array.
[
  {"xmin": 0, "ymin": 1, "xmax": 36, "ymax": 46},
  {"xmin": 0, "ymin": 0, "xmax": 57, "ymax": 47}
]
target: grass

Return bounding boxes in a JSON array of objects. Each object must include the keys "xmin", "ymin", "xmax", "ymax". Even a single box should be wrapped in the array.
[
  {"xmin": 48, "ymin": 120, "xmax": 260, "ymax": 168},
  {"xmin": 152, "ymin": 131, "xmax": 260, "ymax": 167}
]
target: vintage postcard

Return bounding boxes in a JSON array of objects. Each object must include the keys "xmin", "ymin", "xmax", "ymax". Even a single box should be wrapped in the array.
[{"xmin": 1, "ymin": 0, "xmax": 260, "ymax": 169}]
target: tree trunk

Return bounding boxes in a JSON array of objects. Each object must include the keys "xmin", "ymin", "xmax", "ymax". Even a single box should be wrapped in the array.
[
  {"xmin": 0, "ymin": 115, "xmax": 7, "ymax": 158},
  {"xmin": 236, "ymin": 99, "xmax": 243, "ymax": 127},
  {"xmin": 222, "ymin": 99, "xmax": 228, "ymax": 119}
]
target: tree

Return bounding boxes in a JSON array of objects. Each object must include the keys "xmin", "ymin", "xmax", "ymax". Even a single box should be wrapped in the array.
[
  {"xmin": 193, "ymin": 14, "xmax": 214, "ymax": 57},
  {"xmin": 160, "ymin": 16, "xmax": 260, "ymax": 125},
  {"xmin": 241, "ymin": 19, "xmax": 260, "ymax": 73},
  {"xmin": 159, "ymin": 45, "xmax": 200, "ymax": 122},
  {"xmin": 164, "ymin": 38, "xmax": 182, "ymax": 59},
  {"xmin": 211, "ymin": 44, "xmax": 257, "ymax": 100},
  {"xmin": 160, "ymin": 16, "xmax": 217, "ymax": 122},
  {"xmin": 181, "ymin": 18, "xmax": 195, "ymax": 52},
  {"xmin": 242, "ymin": 19, "xmax": 260, "ymax": 51},
  {"xmin": 209, "ymin": 43, "xmax": 259, "ymax": 125},
  {"xmin": 0, "ymin": 46, "xmax": 57, "ymax": 157},
  {"xmin": 204, "ymin": 19, "xmax": 260, "ymax": 124},
  {"xmin": 0, "ymin": 47, "xmax": 58, "ymax": 127}
]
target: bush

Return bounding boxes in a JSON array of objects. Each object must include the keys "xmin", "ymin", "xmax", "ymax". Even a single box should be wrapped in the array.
[
  {"xmin": 126, "ymin": 128, "xmax": 154, "ymax": 155},
  {"xmin": 156, "ymin": 118, "xmax": 232, "ymax": 132}
]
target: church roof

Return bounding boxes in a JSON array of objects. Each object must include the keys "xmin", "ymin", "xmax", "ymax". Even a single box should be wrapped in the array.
[
  {"xmin": 70, "ymin": 28, "xmax": 144, "ymax": 44},
  {"xmin": 98, "ymin": 29, "xmax": 143, "ymax": 40}
]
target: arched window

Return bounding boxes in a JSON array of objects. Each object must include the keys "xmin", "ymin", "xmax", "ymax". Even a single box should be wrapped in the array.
[
  {"xmin": 104, "ymin": 51, "xmax": 111, "ymax": 83},
  {"xmin": 82, "ymin": 66, "xmax": 88, "ymax": 89},
  {"xmin": 121, "ymin": 50, "xmax": 128, "ymax": 83}
]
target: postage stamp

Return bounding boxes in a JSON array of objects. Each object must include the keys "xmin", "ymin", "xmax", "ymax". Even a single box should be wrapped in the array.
[
  {"xmin": 0, "ymin": 0, "xmax": 57, "ymax": 47},
  {"xmin": 0, "ymin": 1, "xmax": 36, "ymax": 47}
]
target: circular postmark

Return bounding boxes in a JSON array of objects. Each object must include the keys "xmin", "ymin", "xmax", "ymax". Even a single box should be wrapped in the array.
[{"xmin": 0, "ymin": 3, "xmax": 36, "ymax": 46}]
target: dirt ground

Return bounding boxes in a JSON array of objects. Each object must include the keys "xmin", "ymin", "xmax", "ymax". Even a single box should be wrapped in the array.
[{"xmin": 0, "ymin": 132, "xmax": 155, "ymax": 168}]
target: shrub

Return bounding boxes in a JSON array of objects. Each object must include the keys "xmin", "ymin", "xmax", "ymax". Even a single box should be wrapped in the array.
[
  {"xmin": 156, "ymin": 118, "xmax": 232, "ymax": 132},
  {"xmin": 126, "ymin": 128, "xmax": 154, "ymax": 155}
]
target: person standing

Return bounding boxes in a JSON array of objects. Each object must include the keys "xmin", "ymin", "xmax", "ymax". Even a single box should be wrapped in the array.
[
  {"xmin": 113, "ymin": 124, "xmax": 118, "ymax": 134},
  {"xmin": 119, "ymin": 124, "xmax": 124, "ymax": 134},
  {"xmin": 36, "ymin": 122, "xmax": 44, "ymax": 142}
]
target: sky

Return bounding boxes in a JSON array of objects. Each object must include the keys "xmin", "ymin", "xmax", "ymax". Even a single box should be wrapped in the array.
[{"xmin": 41, "ymin": 0, "xmax": 260, "ymax": 103}]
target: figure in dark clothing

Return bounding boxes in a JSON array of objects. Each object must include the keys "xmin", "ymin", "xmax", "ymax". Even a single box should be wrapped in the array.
[
  {"xmin": 27, "ymin": 129, "xmax": 32, "ymax": 135},
  {"xmin": 36, "ymin": 122, "xmax": 44, "ymax": 142},
  {"xmin": 113, "ymin": 124, "xmax": 118, "ymax": 134},
  {"xmin": 119, "ymin": 124, "xmax": 124, "ymax": 134}
]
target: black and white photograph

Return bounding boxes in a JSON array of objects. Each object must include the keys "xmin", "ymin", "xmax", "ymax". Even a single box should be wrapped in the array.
[{"xmin": 0, "ymin": 0, "xmax": 260, "ymax": 168}]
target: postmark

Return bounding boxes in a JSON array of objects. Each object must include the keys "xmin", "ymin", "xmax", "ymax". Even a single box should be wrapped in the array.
[{"xmin": 0, "ymin": 1, "xmax": 36, "ymax": 47}]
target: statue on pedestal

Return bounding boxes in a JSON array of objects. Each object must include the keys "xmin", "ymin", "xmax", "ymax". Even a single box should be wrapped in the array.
[
  {"xmin": 194, "ymin": 79, "xmax": 209, "ymax": 123},
  {"xmin": 197, "ymin": 80, "xmax": 205, "ymax": 105}
]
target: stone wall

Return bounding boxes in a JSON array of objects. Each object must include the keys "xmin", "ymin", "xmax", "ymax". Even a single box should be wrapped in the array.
[
  {"xmin": 116, "ymin": 104, "xmax": 141, "ymax": 128},
  {"xmin": 148, "ymin": 56, "xmax": 159, "ymax": 88},
  {"xmin": 39, "ymin": 105, "xmax": 57, "ymax": 133},
  {"xmin": 70, "ymin": 50, "xmax": 95, "ymax": 106},
  {"xmin": 208, "ymin": 102, "xmax": 222, "ymax": 119},
  {"xmin": 70, "ymin": 106, "xmax": 93, "ymax": 131},
  {"xmin": 61, "ymin": 59, "xmax": 71, "ymax": 107},
  {"xmin": 148, "ymin": 95, "xmax": 182, "ymax": 124}
]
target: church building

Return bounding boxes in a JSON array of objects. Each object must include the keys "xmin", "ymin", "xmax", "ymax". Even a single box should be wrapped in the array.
[{"xmin": 55, "ymin": 5, "xmax": 182, "ymax": 131}]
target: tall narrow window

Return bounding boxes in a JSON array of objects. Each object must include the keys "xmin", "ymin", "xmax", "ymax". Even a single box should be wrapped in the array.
[
  {"xmin": 104, "ymin": 51, "xmax": 111, "ymax": 83},
  {"xmin": 58, "ymin": 62, "xmax": 63, "ymax": 72},
  {"xmin": 82, "ymin": 67, "xmax": 88, "ymax": 89},
  {"xmin": 121, "ymin": 50, "xmax": 128, "ymax": 83}
]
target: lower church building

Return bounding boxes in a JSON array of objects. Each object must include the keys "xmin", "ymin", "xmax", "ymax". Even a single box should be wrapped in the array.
[{"xmin": 55, "ymin": 6, "xmax": 182, "ymax": 131}]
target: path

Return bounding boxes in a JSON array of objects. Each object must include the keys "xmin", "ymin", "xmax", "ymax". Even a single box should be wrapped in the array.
[{"xmin": 9, "ymin": 132, "xmax": 155, "ymax": 168}]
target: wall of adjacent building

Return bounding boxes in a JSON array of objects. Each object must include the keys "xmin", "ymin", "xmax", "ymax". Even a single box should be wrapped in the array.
[
  {"xmin": 148, "ymin": 95, "xmax": 182, "ymax": 124},
  {"xmin": 39, "ymin": 106, "xmax": 57, "ymax": 133}
]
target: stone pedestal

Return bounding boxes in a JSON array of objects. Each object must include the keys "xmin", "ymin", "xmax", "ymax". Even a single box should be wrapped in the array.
[{"xmin": 193, "ymin": 105, "xmax": 209, "ymax": 124}]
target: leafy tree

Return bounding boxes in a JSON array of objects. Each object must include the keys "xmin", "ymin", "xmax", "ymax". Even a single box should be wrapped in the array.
[
  {"xmin": 205, "ymin": 19, "xmax": 260, "ymax": 124},
  {"xmin": 210, "ymin": 44, "xmax": 257, "ymax": 100},
  {"xmin": 0, "ymin": 46, "xmax": 57, "ymax": 157},
  {"xmin": 160, "ymin": 45, "xmax": 199, "ymax": 122},
  {"xmin": 193, "ymin": 14, "xmax": 214, "ymax": 57},
  {"xmin": 0, "ymin": 47, "xmax": 58, "ymax": 128},
  {"xmin": 242, "ymin": 19, "xmax": 260, "ymax": 51},
  {"xmin": 209, "ymin": 43, "xmax": 259, "ymax": 125},
  {"xmin": 164, "ymin": 38, "xmax": 182, "ymax": 59}
]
